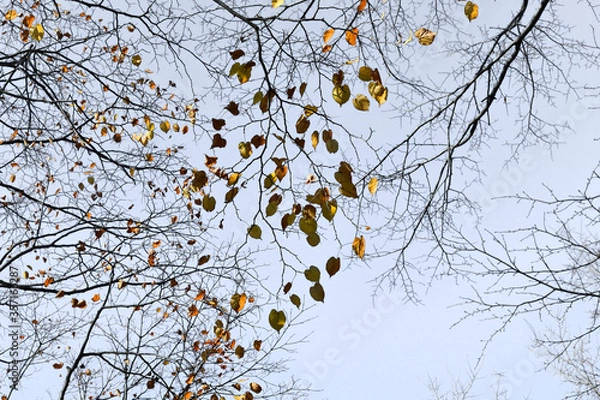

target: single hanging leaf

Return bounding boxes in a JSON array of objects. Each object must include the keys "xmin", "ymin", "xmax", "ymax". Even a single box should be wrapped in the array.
[
  {"xmin": 332, "ymin": 84, "xmax": 351, "ymax": 106},
  {"xmin": 311, "ymin": 130, "xmax": 319, "ymax": 149},
  {"xmin": 30, "ymin": 24, "xmax": 44, "ymax": 41},
  {"xmin": 309, "ymin": 283, "xmax": 325, "ymax": 302},
  {"xmin": 239, "ymin": 142, "xmax": 253, "ymax": 158},
  {"xmin": 464, "ymin": 1, "xmax": 479, "ymax": 22},
  {"xmin": 253, "ymin": 91, "xmax": 263, "ymax": 105},
  {"xmin": 230, "ymin": 293, "xmax": 247, "ymax": 313},
  {"xmin": 225, "ymin": 101, "xmax": 240, "ymax": 115},
  {"xmin": 352, "ymin": 236, "xmax": 366, "ymax": 259},
  {"xmin": 345, "ymin": 27, "xmax": 358, "ymax": 46},
  {"xmin": 5, "ymin": 10, "xmax": 17, "ymax": 21},
  {"xmin": 358, "ymin": 66, "xmax": 373, "ymax": 81},
  {"xmin": 248, "ymin": 225, "xmax": 262, "ymax": 239},
  {"xmin": 304, "ymin": 266, "xmax": 321, "ymax": 282},
  {"xmin": 323, "ymin": 28, "xmax": 334, "ymax": 43},
  {"xmin": 235, "ymin": 345, "xmax": 245, "ymax": 358},
  {"xmin": 268, "ymin": 309, "xmax": 286, "ymax": 332},
  {"xmin": 212, "ymin": 118, "xmax": 226, "ymax": 131},
  {"xmin": 414, "ymin": 28, "xmax": 436, "ymax": 46},
  {"xmin": 160, "ymin": 120, "xmax": 170, "ymax": 132},
  {"xmin": 368, "ymin": 81, "xmax": 388, "ymax": 106},
  {"xmin": 230, "ymin": 49, "xmax": 245, "ymax": 60},
  {"xmin": 352, "ymin": 94, "xmax": 370, "ymax": 111},
  {"xmin": 202, "ymin": 195, "xmax": 216, "ymax": 211},
  {"xmin": 357, "ymin": 0, "xmax": 367, "ymax": 12},
  {"xmin": 295, "ymin": 115, "xmax": 310, "ymax": 134},
  {"xmin": 131, "ymin": 54, "xmax": 142, "ymax": 66},
  {"xmin": 326, "ymin": 257, "xmax": 341, "ymax": 277},
  {"xmin": 272, "ymin": 0, "xmax": 284, "ymax": 8},
  {"xmin": 306, "ymin": 232, "xmax": 320, "ymax": 246},
  {"xmin": 299, "ymin": 82, "xmax": 307, "ymax": 96},
  {"xmin": 250, "ymin": 383, "xmax": 262, "ymax": 394},
  {"xmin": 368, "ymin": 177, "xmax": 379, "ymax": 194},
  {"xmin": 290, "ymin": 294, "xmax": 301, "ymax": 308}
]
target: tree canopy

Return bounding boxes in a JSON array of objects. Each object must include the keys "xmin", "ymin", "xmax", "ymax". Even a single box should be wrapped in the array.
[{"xmin": 1, "ymin": 0, "xmax": 600, "ymax": 399}]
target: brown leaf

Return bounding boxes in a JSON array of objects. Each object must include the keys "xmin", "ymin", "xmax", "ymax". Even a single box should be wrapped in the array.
[
  {"xmin": 251, "ymin": 135, "xmax": 266, "ymax": 148},
  {"xmin": 225, "ymin": 101, "xmax": 240, "ymax": 115},
  {"xmin": 212, "ymin": 118, "xmax": 226, "ymax": 131},
  {"xmin": 211, "ymin": 134, "xmax": 227, "ymax": 149},
  {"xmin": 230, "ymin": 49, "xmax": 245, "ymax": 60}
]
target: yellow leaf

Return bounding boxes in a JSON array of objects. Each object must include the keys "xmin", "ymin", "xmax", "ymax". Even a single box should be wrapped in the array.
[
  {"xmin": 352, "ymin": 94, "xmax": 370, "ymax": 111},
  {"xmin": 253, "ymin": 91, "xmax": 263, "ymax": 105},
  {"xmin": 332, "ymin": 84, "xmax": 351, "ymax": 106},
  {"xmin": 248, "ymin": 225, "xmax": 262, "ymax": 239},
  {"xmin": 159, "ymin": 121, "xmax": 170, "ymax": 132},
  {"xmin": 268, "ymin": 309, "xmax": 286, "ymax": 332},
  {"xmin": 323, "ymin": 28, "xmax": 334, "ymax": 43},
  {"xmin": 311, "ymin": 130, "xmax": 319, "ymax": 149},
  {"xmin": 368, "ymin": 177, "xmax": 378, "ymax": 194},
  {"xmin": 464, "ymin": 1, "xmax": 479, "ymax": 22},
  {"xmin": 272, "ymin": 0, "xmax": 284, "ymax": 8},
  {"xmin": 415, "ymin": 28, "xmax": 436, "ymax": 46},
  {"xmin": 264, "ymin": 172, "xmax": 277, "ymax": 189},
  {"xmin": 345, "ymin": 27, "xmax": 358, "ymax": 46},
  {"xmin": 352, "ymin": 236, "xmax": 366, "ymax": 259},
  {"xmin": 230, "ymin": 293, "xmax": 247, "ymax": 313},
  {"xmin": 228, "ymin": 172, "xmax": 241, "ymax": 186},
  {"xmin": 368, "ymin": 82, "xmax": 388, "ymax": 106},
  {"xmin": 131, "ymin": 54, "xmax": 142, "ymax": 66},
  {"xmin": 30, "ymin": 24, "xmax": 44, "ymax": 41},
  {"xmin": 5, "ymin": 10, "xmax": 17, "ymax": 21},
  {"xmin": 238, "ymin": 142, "xmax": 253, "ymax": 159},
  {"xmin": 304, "ymin": 104, "xmax": 318, "ymax": 117},
  {"xmin": 358, "ymin": 66, "xmax": 373, "ymax": 81}
]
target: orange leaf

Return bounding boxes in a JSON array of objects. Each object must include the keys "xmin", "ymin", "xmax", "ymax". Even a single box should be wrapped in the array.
[
  {"xmin": 323, "ymin": 28, "xmax": 334, "ymax": 43},
  {"xmin": 22, "ymin": 15, "xmax": 34, "ymax": 28},
  {"xmin": 345, "ymin": 28, "xmax": 358, "ymax": 46},
  {"xmin": 357, "ymin": 0, "xmax": 367, "ymax": 12},
  {"xmin": 352, "ymin": 236, "xmax": 366, "ymax": 259},
  {"xmin": 92, "ymin": 294, "xmax": 101, "ymax": 302}
]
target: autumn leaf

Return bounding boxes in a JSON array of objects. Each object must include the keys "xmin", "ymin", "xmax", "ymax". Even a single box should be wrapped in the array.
[
  {"xmin": 323, "ymin": 28, "xmax": 334, "ymax": 43},
  {"xmin": 131, "ymin": 54, "xmax": 142, "ymax": 66},
  {"xmin": 358, "ymin": 66, "xmax": 373, "ymax": 81},
  {"xmin": 309, "ymin": 282, "xmax": 325, "ymax": 302},
  {"xmin": 357, "ymin": 0, "xmax": 367, "ymax": 12},
  {"xmin": 230, "ymin": 293, "xmax": 247, "ymax": 312},
  {"xmin": 368, "ymin": 177, "xmax": 379, "ymax": 194},
  {"xmin": 230, "ymin": 49, "xmax": 245, "ymax": 60},
  {"xmin": 326, "ymin": 257, "xmax": 341, "ymax": 277},
  {"xmin": 415, "ymin": 28, "xmax": 436, "ymax": 46},
  {"xmin": 212, "ymin": 118, "xmax": 226, "ymax": 131},
  {"xmin": 352, "ymin": 94, "xmax": 370, "ymax": 111},
  {"xmin": 272, "ymin": 0, "xmax": 284, "ymax": 8},
  {"xmin": 332, "ymin": 84, "xmax": 351, "ymax": 106},
  {"xmin": 92, "ymin": 293, "xmax": 101, "ymax": 302},
  {"xmin": 23, "ymin": 15, "xmax": 34, "ymax": 28},
  {"xmin": 304, "ymin": 266, "xmax": 321, "ymax": 282},
  {"xmin": 211, "ymin": 133, "xmax": 227, "ymax": 148},
  {"xmin": 225, "ymin": 101, "xmax": 240, "ymax": 115},
  {"xmin": 352, "ymin": 236, "xmax": 366, "ymax": 259},
  {"xmin": 30, "ymin": 24, "xmax": 44, "ymax": 41},
  {"xmin": 290, "ymin": 294, "xmax": 301, "ymax": 308},
  {"xmin": 159, "ymin": 120, "xmax": 170, "ymax": 132},
  {"xmin": 250, "ymin": 382, "xmax": 262, "ymax": 394},
  {"xmin": 368, "ymin": 82, "xmax": 388, "ymax": 106},
  {"xmin": 295, "ymin": 115, "xmax": 310, "ymax": 134},
  {"xmin": 268, "ymin": 309, "xmax": 286, "ymax": 332},
  {"xmin": 248, "ymin": 224, "xmax": 262, "ymax": 239},
  {"xmin": 464, "ymin": 1, "xmax": 479, "ymax": 22},
  {"xmin": 203, "ymin": 195, "xmax": 216, "ymax": 212},
  {"xmin": 345, "ymin": 28, "xmax": 358, "ymax": 46},
  {"xmin": 5, "ymin": 10, "xmax": 17, "ymax": 21}
]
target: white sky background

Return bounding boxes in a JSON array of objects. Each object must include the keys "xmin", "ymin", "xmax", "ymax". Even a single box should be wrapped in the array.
[{"xmin": 5, "ymin": 1, "xmax": 600, "ymax": 399}]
